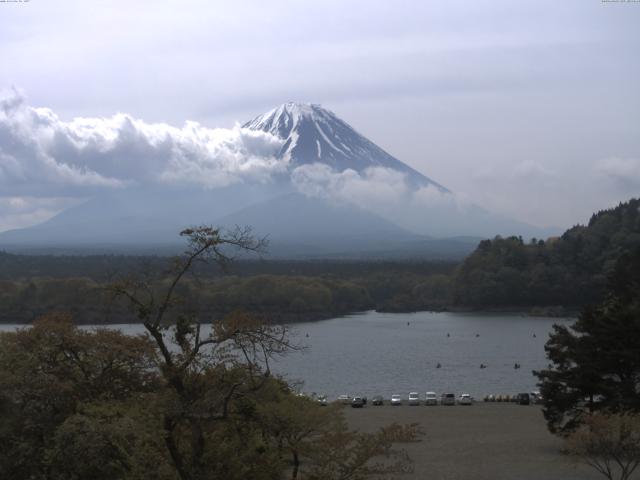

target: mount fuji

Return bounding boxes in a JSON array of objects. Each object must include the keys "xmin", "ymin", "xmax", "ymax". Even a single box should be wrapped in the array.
[
  {"xmin": 243, "ymin": 102, "xmax": 447, "ymax": 191},
  {"xmin": 0, "ymin": 102, "xmax": 553, "ymax": 257}
]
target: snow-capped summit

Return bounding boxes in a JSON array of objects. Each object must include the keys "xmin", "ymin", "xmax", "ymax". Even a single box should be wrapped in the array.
[
  {"xmin": 243, "ymin": 102, "xmax": 449, "ymax": 191},
  {"xmin": 243, "ymin": 102, "xmax": 322, "ymax": 137}
]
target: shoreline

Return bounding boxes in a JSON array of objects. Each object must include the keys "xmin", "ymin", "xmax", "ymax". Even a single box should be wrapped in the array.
[{"xmin": 0, "ymin": 306, "xmax": 578, "ymax": 325}]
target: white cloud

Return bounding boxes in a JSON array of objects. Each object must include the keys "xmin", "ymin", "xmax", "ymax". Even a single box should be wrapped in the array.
[
  {"xmin": 595, "ymin": 157, "xmax": 640, "ymax": 190},
  {"xmin": 291, "ymin": 164, "xmax": 412, "ymax": 207},
  {"xmin": 290, "ymin": 163, "xmax": 469, "ymax": 234},
  {"xmin": 291, "ymin": 162, "xmax": 462, "ymax": 210},
  {"xmin": 0, "ymin": 196, "xmax": 83, "ymax": 232},
  {"xmin": 0, "ymin": 88, "xmax": 285, "ymax": 197},
  {"xmin": 512, "ymin": 160, "xmax": 556, "ymax": 182}
]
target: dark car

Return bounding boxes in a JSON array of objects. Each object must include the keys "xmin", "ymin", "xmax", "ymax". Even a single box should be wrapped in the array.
[
  {"xmin": 351, "ymin": 396, "xmax": 365, "ymax": 408},
  {"xmin": 517, "ymin": 393, "xmax": 531, "ymax": 405},
  {"xmin": 441, "ymin": 393, "xmax": 456, "ymax": 406},
  {"xmin": 371, "ymin": 395, "xmax": 384, "ymax": 406}
]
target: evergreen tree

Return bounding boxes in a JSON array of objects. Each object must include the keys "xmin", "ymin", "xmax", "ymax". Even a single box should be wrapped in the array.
[{"xmin": 535, "ymin": 248, "xmax": 640, "ymax": 434}]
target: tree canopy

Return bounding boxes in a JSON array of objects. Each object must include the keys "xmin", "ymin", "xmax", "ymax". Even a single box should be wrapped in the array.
[
  {"xmin": 454, "ymin": 198, "xmax": 640, "ymax": 309},
  {"xmin": 0, "ymin": 226, "xmax": 420, "ymax": 479},
  {"xmin": 534, "ymin": 247, "xmax": 640, "ymax": 434}
]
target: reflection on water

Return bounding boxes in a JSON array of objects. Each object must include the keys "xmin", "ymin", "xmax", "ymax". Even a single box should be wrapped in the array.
[{"xmin": 0, "ymin": 310, "xmax": 573, "ymax": 400}]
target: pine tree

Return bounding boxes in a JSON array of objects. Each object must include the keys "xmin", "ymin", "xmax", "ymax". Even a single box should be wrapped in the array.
[{"xmin": 535, "ymin": 248, "xmax": 640, "ymax": 434}]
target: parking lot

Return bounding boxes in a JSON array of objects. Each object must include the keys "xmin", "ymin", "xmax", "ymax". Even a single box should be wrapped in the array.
[{"xmin": 343, "ymin": 403, "xmax": 601, "ymax": 480}]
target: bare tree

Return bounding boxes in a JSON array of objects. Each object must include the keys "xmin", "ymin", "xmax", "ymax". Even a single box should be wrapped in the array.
[
  {"xmin": 567, "ymin": 413, "xmax": 640, "ymax": 480},
  {"xmin": 109, "ymin": 225, "xmax": 297, "ymax": 480},
  {"xmin": 107, "ymin": 225, "xmax": 421, "ymax": 480}
]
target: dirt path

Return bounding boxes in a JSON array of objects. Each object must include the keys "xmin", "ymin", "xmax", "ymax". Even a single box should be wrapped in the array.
[{"xmin": 343, "ymin": 403, "xmax": 601, "ymax": 480}]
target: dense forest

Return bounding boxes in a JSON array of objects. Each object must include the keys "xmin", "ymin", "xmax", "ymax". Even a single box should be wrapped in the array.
[
  {"xmin": 1, "ymin": 198, "xmax": 638, "ymax": 323},
  {"xmin": 453, "ymin": 198, "xmax": 640, "ymax": 310},
  {"xmin": 0, "ymin": 254, "xmax": 456, "ymax": 282},
  {"xmin": 0, "ymin": 260, "xmax": 456, "ymax": 324}
]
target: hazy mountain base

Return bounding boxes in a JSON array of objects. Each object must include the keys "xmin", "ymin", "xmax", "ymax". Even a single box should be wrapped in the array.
[{"xmin": 0, "ymin": 188, "xmax": 483, "ymax": 259}]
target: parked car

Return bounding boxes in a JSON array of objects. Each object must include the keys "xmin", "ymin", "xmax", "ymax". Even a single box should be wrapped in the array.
[
  {"xmin": 391, "ymin": 394, "xmax": 402, "ymax": 406},
  {"xmin": 408, "ymin": 392, "xmax": 420, "ymax": 406},
  {"xmin": 351, "ymin": 396, "xmax": 365, "ymax": 408},
  {"xmin": 517, "ymin": 393, "xmax": 531, "ymax": 405},
  {"xmin": 338, "ymin": 394, "xmax": 351, "ymax": 405},
  {"xmin": 458, "ymin": 393, "xmax": 473, "ymax": 405},
  {"xmin": 425, "ymin": 392, "xmax": 438, "ymax": 405},
  {"xmin": 441, "ymin": 393, "xmax": 456, "ymax": 406},
  {"xmin": 372, "ymin": 395, "xmax": 384, "ymax": 406},
  {"xmin": 531, "ymin": 391, "xmax": 543, "ymax": 404}
]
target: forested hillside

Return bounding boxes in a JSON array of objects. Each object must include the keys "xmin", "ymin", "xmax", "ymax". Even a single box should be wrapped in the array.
[
  {"xmin": 0, "ymin": 265, "xmax": 456, "ymax": 324},
  {"xmin": 1, "ymin": 198, "xmax": 638, "ymax": 322},
  {"xmin": 453, "ymin": 198, "xmax": 640, "ymax": 309}
]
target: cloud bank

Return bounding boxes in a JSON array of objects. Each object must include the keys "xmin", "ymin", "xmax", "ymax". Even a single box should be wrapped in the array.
[
  {"xmin": 0, "ymin": 88, "xmax": 288, "ymax": 231},
  {"xmin": 595, "ymin": 157, "xmax": 640, "ymax": 191},
  {"xmin": 0, "ymin": 88, "xmax": 285, "ymax": 197},
  {"xmin": 0, "ymin": 88, "xmax": 467, "ymax": 233},
  {"xmin": 290, "ymin": 163, "xmax": 475, "ymax": 235},
  {"xmin": 291, "ymin": 163, "xmax": 458, "ymax": 210},
  {"xmin": 0, "ymin": 88, "xmax": 636, "ymax": 236}
]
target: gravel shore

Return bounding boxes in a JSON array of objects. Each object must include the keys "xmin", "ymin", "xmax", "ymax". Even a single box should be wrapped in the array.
[{"xmin": 343, "ymin": 402, "xmax": 600, "ymax": 480}]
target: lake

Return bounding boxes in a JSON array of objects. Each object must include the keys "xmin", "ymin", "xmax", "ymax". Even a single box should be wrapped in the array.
[{"xmin": 0, "ymin": 311, "xmax": 573, "ymax": 400}]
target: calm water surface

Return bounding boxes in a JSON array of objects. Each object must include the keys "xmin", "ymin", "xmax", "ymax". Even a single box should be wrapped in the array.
[
  {"xmin": 0, "ymin": 311, "xmax": 572, "ymax": 400},
  {"xmin": 275, "ymin": 311, "xmax": 572, "ymax": 400}
]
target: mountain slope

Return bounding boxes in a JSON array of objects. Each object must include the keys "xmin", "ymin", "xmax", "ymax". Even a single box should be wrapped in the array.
[
  {"xmin": 0, "ymin": 102, "xmax": 555, "ymax": 254},
  {"xmin": 0, "ymin": 184, "xmax": 281, "ymax": 248},
  {"xmin": 243, "ymin": 103, "xmax": 554, "ymax": 238},
  {"xmin": 243, "ymin": 103, "xmax": 448, "ymax": 190},
  {"xmin": 217, "ymin": 192, "xmax": 412, "ymax": 241},
  {"xmin": 215, "ymin": 192, "xmax": 436, "ymax": 257}
]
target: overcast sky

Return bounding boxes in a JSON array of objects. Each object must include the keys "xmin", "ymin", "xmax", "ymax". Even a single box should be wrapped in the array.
[{"xmin": 1, "ymin": 0, "xmax": 639, "ymax": 232}]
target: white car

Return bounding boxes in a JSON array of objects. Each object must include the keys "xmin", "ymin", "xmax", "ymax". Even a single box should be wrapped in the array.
[
  {"xmin": 425, "ymin": 392, "xmax": 438, "ymax": 405},
  {"xmin": 408, "ymin": 392, "xmax": 420, "ymax": 405},
  {"xmin": 458, "ymin": 393, "xmax": 473, "ymax": 405},
  {"xmin": 391, "ymin": 394, "xmax": 402, "ymax": 406}
]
